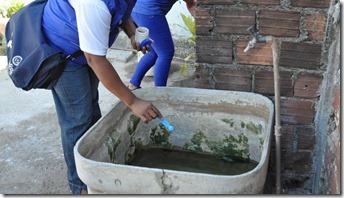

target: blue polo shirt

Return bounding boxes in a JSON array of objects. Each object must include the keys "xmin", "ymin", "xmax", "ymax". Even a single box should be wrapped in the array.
[{"xmin": 42, "ymin": 0, "xmax": 135, "ymax": 65}]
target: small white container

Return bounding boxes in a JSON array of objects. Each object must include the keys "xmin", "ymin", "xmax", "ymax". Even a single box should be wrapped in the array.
[{"xmin": 135, "ymin": 27, "xmax": 149, "ymax": 43}]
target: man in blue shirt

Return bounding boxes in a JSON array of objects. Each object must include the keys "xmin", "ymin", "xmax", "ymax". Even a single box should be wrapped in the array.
[{"xmin": 42, "ymin": 0, "xmax": 163, "ymax": 194}]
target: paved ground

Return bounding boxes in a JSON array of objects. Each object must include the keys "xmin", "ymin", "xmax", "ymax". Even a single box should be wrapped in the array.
[{"xmin": 0, "ymin": 33, "xmax": 195, "ymax": 194}]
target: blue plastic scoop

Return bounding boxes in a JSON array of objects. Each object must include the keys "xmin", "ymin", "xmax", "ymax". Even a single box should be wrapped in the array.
[{"xmin": 158, "ymin": 118, "xmax": 174, "ymax": 132}]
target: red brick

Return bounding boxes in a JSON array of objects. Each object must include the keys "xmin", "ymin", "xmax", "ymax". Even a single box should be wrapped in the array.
[
  {"xmin": 194, "ymin": 66, "xmax": 212, "ymax": 89},
  {"xmin": 280, "ymin": 98, "xmax": 315, "ymax": 125},
  {"xmin": 270, "ymin": 125, "xmax": 295, "ymax": 151},
  {"xmin": 333, "ymin": 85, "xmax": 340, "ymax": 125},
  {"xmin": 214, "ymin": 68, "xmax": 252, "ymax": 91},
  {"xmin": 294, "ymin": 73, "xmax": 323, "ymax": 98},
  {"xmin": 198, "ymin": 0, "xmax": 235, "ymax": 5},
  {"xmin": 291, "ymin": 0, "xmax": 331, "ymax": 8},
  {"xmin": 323, "ymin": 133, "xmax": 341, "ymax": 194},
  {"xmin": 195, "ymin": 8, "xmax": 211, "ymax": 16},
  {"xmin": 304, "ymin": 13, "xmax": 327, "ymax": 41},
  {"xmin": 259, "ymin": 10, "xmax": 300, "ymax": 37},
  {"xmin": 196, "ymin": 38, "xmax": 232, "ymax": 64},
  {"xmin": 279, "ymin": 42, "xmax": 322, "ymax": 70},
  {"xmin": 241, "ymin": 0, "xmax": 280, "ymax": 5},
  {"xmin": 254, "ymin": 70, "xmax": 293, "ymax": 96},
  {"xmin": 215, "ymin": 10, "xmax": 255, "ymax": 35},
  {"xmin": 280, "ymin": 125, "xmax": 294, "ymax": 150},
  {"xmin": 194, "ymin": 79, "xmax": 212, "ymax": 89},
  {"xmin": 333, "ymin": 134, "xmax": 340, "ymax": 193},
  {"xmin": 237, "ymin": 40, "xmax": 273, "ymax": 65},
  {"xmin": 195, "ymin": 8, "xmax": 213, "ymax": 35},
  {"xmin": 329, "ymin": 145, "xmax": 341, "ymax": 194},
  {"xmin": 297, "ymin": 127, "xmax": 315, "ymax": 150},
  {"xmin": 281, "ymin": 151, "xmax": 312, "ymax": 174}
]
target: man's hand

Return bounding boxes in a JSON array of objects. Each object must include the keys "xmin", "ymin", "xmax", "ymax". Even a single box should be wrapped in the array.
[{"xmin": 129, "ymin": 97, "xmax": 163, "ymax": 123}]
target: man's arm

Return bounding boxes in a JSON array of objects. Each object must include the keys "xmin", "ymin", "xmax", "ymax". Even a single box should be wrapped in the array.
[
  {"xmin": 84, "ymin": 52, "xmax": 162, "ymax": 122},
  {"xmin": 120, "ymin": 17, "xmax": 136, "ymax": 47}
]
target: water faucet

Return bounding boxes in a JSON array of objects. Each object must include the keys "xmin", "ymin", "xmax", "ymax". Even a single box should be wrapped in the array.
[
  {"xmin": 244, "ymin": 26, "xmax": 273, "ymax": 53},
  {"xmin": 243, "ymin": 26, "xmax": 282, "ymax": 194}
]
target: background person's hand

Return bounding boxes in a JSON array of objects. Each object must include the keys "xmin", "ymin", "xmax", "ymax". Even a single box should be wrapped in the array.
[
  {"xmin": 139, "ymin": 44, "xmax": 151, "ymax": 54},
  {"xmin": 185, "ymin": 0, "xmax": 196, "ymax": 17},
  {"xmin": 130, "ymin": 35, "xmax": 152, "ymax": 54}
]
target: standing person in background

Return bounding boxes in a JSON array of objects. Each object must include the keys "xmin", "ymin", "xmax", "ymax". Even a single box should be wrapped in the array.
[
  {"xmin": 128, "ymin": 0, "xmax": 196, "ymax": 90},
  {"xmin": 42, "ymin": 0, "xmax": 162, "ymax": 194}
]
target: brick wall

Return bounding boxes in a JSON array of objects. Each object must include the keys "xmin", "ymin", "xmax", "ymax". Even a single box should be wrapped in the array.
[
  {"xmin": 314, "ymin": 1, "xmax": 341, "ymax": 194},
  {"xmin": 193, "ymin": 0, "xmax": 335, "ymax": 194}
]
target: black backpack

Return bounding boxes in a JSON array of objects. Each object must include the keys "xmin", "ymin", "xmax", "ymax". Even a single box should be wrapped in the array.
[{"xmin": 5, "ymin": 0, "xmax": 82, "ymax": 91}]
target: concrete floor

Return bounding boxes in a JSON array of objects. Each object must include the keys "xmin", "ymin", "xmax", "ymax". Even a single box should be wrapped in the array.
[{"xmin": 0, "ymin": 33, "xmax": 195, "ymax": 194}]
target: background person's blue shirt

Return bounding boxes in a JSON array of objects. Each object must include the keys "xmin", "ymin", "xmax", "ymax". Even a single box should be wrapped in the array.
[{"xmin": 133, "ymin": 0, "xmax": 177, "ymax": 15}]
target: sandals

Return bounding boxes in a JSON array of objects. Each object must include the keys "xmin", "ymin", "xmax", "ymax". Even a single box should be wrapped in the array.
[{"xmin": 127, "ymin": 84, "xmax": 141, "ymax": 91}]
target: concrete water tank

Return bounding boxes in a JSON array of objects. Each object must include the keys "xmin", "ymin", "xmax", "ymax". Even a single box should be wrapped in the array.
[{"xmin": 74, "ymin": 87, "xmax": 274, "ymax": 194}]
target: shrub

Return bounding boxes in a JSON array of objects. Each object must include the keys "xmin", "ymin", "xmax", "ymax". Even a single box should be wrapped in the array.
[{"xmin": 0, "ymin": 0, "xmax": 25, "ymax": 18}]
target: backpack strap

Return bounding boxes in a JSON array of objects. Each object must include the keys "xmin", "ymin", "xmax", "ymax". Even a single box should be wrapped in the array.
[
  {"xmin": 65, "ymin": 49, "xmax": 83, "ymax": 61},
  {"xmin": 40, "ymin": 50, "xmax": 84, "ymax": 89}
]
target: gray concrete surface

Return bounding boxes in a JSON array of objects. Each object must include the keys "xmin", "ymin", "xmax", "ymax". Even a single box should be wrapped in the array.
[{"xmin": 0, "ymin": 32, "xmax": 195, "ymax": 194}]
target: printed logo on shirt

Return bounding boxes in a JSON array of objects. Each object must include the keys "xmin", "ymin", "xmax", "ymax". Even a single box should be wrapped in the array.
[{"xmin": 12, "ymin": 56, "xmax": 23, "ymax": 66}]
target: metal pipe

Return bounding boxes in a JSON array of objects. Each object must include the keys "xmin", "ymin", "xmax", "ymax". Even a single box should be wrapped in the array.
[
  {"xmin": 244, "ymin": 26, "xmax": 282, "ymax": 194},
  {"xmin": 271, "ymin": 37, "xmax": 281, "ymax": 194}
]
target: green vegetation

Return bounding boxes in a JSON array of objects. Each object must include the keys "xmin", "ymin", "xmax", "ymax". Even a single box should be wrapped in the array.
[
  {"xmin": 206, "ymin": 134, "xmax": 250, "ymax": 160},
  {"xmin": 149, "ymin": 125, "xmax": 172, "ymax": 149},
  {"xmin": 183, "ymin": 130, "xmax": 206, "ymax": 152},
  {"xmin": 183, "ymin": 130, "xmax": 250, "ymax": 160},
  {"xmin": 221, "ymin": 118, "xmax": 235, "ymax": 127},
  {"xmin": 106, "ymin": 128, "xmax": 121, "ymax": 163},
  {"xmin": 245, "ymin": 121, "xmax": 262, "ymax": 134},
  {"xmin": 0, "ymin": 0, "xmax": 25, "ymax": 18},
  {"xmin": 127, "ymin": 114, "xmax": 141, "ymax": 135},
  {"xmin": 179, "ymin": 12, "xmax": 196, "ymax": 76},
  {"xmin": 180, "ymin": 13, "xmax": 195, "ymax": 42}
]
